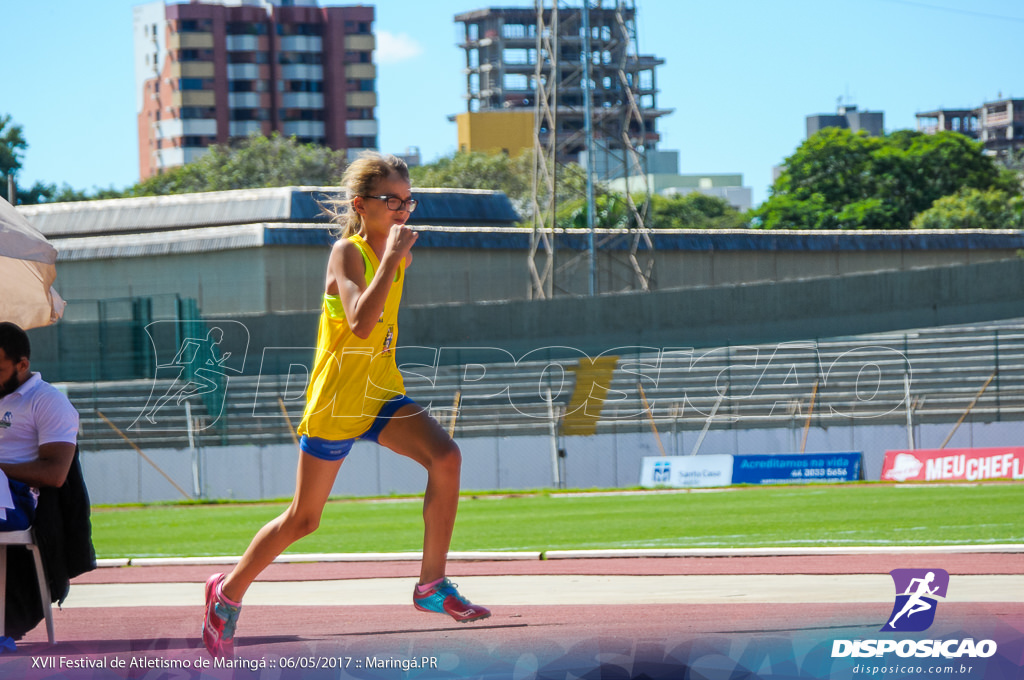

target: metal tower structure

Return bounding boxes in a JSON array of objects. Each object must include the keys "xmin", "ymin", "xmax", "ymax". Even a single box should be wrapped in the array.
[{"xmin": 528, "ymin": 0, "xmax": 664, "ymax": 298}]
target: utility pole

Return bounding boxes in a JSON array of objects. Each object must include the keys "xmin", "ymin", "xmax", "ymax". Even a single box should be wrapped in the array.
[{"xmin": 581, "ymin": 1, "xmax": 597, "ymax": 296}]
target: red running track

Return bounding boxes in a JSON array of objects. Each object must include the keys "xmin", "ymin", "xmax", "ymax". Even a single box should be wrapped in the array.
[{"xmin": 6, "ymin": 552, "xmax": 1023, "ymax": 679}]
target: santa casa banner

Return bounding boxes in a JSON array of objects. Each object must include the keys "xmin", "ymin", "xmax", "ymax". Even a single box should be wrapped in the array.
[
  {"xmin": 640, "ymin": 453, "xmax": 861, "ymax": 488},
  {"xmin": 882, "ymin": 446, "xmax": 1024, "ymax": 482}
]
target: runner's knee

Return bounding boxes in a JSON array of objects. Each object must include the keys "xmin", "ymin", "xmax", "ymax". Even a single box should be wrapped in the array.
[
  {"xmin": 430, "ymin": 439, "xmax": 461, "ymax": 473},
  {"xmin": 283, "ymin": 509, "xmax": 322, "ymax": 539}
]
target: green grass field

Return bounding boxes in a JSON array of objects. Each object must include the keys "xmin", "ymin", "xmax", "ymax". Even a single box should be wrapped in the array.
[{"xmin": 89, "ymin": 483, "xmax": 1024, "ymax": 559}]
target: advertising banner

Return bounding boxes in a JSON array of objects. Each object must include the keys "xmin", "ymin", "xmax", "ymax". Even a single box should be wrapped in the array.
[
  {"xmin": 882, "ymin": 447, "xmax": 1024, "ymax": 482},
  {"xmin": 731, "ymin": 453, "xmax": 862, "ymax": 485},
  {"xmin": 639, "ymin": 455, "xmax": 733, "ymax": 488}
]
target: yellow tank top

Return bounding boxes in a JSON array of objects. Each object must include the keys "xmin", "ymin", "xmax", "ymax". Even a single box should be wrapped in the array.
[{"xmin": 297, "ymin": 233, "xmax": 406, "ymax": 440}]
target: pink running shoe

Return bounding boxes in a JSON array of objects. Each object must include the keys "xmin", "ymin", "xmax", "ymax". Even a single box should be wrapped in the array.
[
  {"xmin": 202, "ymin": 573, "xmax": 241, "ymax": 658},
  {"xmin": 413, "ymin": 578, "xmax": 491, "ymax": 623}
]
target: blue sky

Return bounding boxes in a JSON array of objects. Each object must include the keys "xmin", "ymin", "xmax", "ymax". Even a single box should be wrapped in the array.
[{"xmin": 2, "ymin": 0, "xmax": 1023, "ymax": 207}]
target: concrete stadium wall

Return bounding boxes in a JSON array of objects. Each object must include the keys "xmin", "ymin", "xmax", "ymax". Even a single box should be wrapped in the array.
[
  {"xmin": 47, "ymin": 230, "xmax": 1024, "ymax": 316},
  {"xmin": 80, "ymin": 418, "xmax": 1021, "ymax": 505},
  {"xmin": 403, "ymin": 257, "xmax": 1024, "ymax": 360},
  {"xmin": 27, "ymin": 256, "xmax": 1024, "ymax": 381}
]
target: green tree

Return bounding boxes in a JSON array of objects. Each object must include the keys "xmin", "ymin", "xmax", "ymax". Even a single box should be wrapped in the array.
[
  {"xmin": 410, "ymin": 150, "xmax": 589, "ymax": 224},
  {"xmin": 556, "ymin": 192, "xmax": 632, "ymax": 230},
  {"xmin": 996, "ymin": 148, "xmax": 1024, "ymax": 192},
  {"xmin": 911, "ymin": 187, "xmax": 1024, "ymax": 230},
  {"xmin": 15, "ymin": 181, "xmax": 60, "ymax": 205},
  {"xmin": 756, "ymin": 128, "xmax": 1019, "ymax": 230},
  {"xmin": 554, "ymin": 191, "xmax": 747, "ymax": 230},
  {"xmin": 891, "ymin": 132, "xmax": 1013, "ymax": 219},
  {"xmin": 126, "ymin": 132, "xmax": 347, "ymax": 196},
  {"xmin": 410, "ymin": 151, "xmax": 533, "ymax": 216},
  {"xmin": 774, "ymin": 127, "xmax": 884, "ymax": 212},
  {"xmin": 0, "ymin": 114, "xmax": 28, "ymax": 203},
  {"xmin": 649, "ymin": 192, "xmax": 747, "ymax": 229}
]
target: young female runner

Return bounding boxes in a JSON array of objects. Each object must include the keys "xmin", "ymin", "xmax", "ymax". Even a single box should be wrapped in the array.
[{"xmin": 202, "ymin": 152, "xmax": 490, "ymax": 658}]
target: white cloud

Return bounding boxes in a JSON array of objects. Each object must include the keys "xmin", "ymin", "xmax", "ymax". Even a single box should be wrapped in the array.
[{"xmin": 376, "ymin": 31, "xmax": 425, "ymax": 64}]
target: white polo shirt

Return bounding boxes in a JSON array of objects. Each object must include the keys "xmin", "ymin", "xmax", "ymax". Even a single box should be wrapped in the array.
[{"xmin": 0, "ymin": 373, "xmax": 79, "ymax": 465}]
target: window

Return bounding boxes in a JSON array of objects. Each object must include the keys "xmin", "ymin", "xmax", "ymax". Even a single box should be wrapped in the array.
[
  {"xmin": 503, "ymin": 48, "xmax": 531, "ymax": 65},
  {"xmin": 231, "ymin": 109, "xmax": 269, "ymax": 121},
  {"xmin": 287, "ymin": 80, "xmax": 324, "ymax": 93},
  {"xmin": 343, "ymin": 20, "xmax": 370, "ymax": 33},
  {"xmin": 180, "ymin": 78, "xmax": 209, "ymax": 90},
  {"xmin": 279, "ymin": 52, "xmax": 322, "ymax": 65},
  {"xmin": 502, "ymin": 23, "xmax": 528, "ymax": 39},
  {"xmin": 179, "ymin": 49, "xmax": 213, "ymax": 61},
  {"xmin": 178, "ymin": 19, "xmax": 212, "ymax": 33},
  {"xmin": 504, "ymin": 74, "xmax": 529, "ymax": 90},
  {"xmin": 278, "ymin": 22, "xmax": 322, "ymax": 36},
  {"xmin": 180, "ymin": 107, "xmax": 215, "ymax": 119},
  {"xmin": 347, "ymin": 79, "xmax": 374, "ymax": 92},
  {"xmin": 227, "ymin": 21, "xmax": 267, "ymax": 35},
  {"xmin": 279, "ymin": 109, "xmax": 324, "ymax": 122}
]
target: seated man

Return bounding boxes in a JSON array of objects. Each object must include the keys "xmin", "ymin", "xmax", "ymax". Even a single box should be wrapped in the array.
[
  {"xmin": 0, "ymin": 321, "xmax": 88, "ymax": 642},
  {"xmin": 0, "ymin": 322, "xmax": 78, "ymax": 522}
]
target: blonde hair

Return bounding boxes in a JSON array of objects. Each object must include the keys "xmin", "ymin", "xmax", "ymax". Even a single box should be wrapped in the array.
[{"xmin": 323, "ymin": 151, "xmax": 411, "ymax": 238}]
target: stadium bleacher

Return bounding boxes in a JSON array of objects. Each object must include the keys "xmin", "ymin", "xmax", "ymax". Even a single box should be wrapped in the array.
[{"xmin": 66, "ymin": 318, "xmax": 1024, "ymax": 451}]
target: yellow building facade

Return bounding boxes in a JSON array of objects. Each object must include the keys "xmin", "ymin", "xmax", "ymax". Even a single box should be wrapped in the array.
[{"xmin": 456, "ymin": 111, "xmax": 534, "ymax": 157}]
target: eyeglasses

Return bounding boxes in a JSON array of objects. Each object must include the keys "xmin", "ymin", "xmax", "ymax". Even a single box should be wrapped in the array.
[{"xmin": 363, "ymin": 195, "xmax": 418, "ymax": 213}]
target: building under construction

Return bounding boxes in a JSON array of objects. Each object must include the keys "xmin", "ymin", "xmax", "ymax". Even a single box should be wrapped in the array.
[
  {"xmin": 454, "ymin": 3, "xmax": 669, "ymax": 166},
  {"xmin": 455, "ymin": 2, "xmax": 672, "ymax": 298},
  {"xmin": 916, "ymin": 97, "xmax": 1024, "ymax": 160}
]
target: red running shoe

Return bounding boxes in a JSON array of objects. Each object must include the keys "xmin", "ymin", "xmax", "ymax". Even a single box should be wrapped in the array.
[
  {"xmin": 413, "ymin": 578, "xmax": 491, "ymax": 623},
  {"xmin": 202, "ymin": 573, "xmax": 241, "ymax": 658}
]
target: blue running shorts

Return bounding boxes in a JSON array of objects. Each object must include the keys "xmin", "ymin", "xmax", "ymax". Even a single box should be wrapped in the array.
[{"xmin": 300, "ymin": 395, "xmax": 419, "ymax": 461}]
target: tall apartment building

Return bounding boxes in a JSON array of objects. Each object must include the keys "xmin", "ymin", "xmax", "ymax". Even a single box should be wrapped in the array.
[
  {"xmin": 133, "ymin": 0, "xmax": 376, "ymax": 180},
  {"xmin": 454, "ymin": 3, "xmax": 668, "ymax": 165},
  {"xmin": 916, "ymin": 98, "xmax": 1024, "ymax": 159}
]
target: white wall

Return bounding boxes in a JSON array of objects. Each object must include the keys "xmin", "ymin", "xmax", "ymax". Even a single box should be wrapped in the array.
[{"xmin": 79, "ymin": 420, "xmax": 1024, "ymax": 504}]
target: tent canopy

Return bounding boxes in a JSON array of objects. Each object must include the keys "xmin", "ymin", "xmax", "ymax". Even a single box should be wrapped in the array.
[{"xmin": 0, "ymin": 198, "xmax": 65, "ymax": 330}]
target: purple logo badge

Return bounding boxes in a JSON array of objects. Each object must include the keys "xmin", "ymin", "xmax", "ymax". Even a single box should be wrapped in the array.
[{"xmin": 881, "ymin": 568, "xmax": 949, "ymax": 632}]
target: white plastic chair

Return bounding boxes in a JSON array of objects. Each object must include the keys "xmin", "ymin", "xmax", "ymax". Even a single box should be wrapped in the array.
[{"xmin": 0, "ymin": 528, "xmax": 55, "ymax": 644}]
